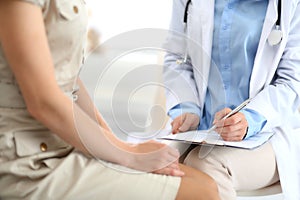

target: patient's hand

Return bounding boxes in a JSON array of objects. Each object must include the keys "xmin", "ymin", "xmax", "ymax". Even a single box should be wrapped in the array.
[
  {"xmin": 152, "ymin": 160, "xmax": 185, "ymax": 177},
  {"xmin": 125, "ymin": 140, "xmax": 184, "ymax": 176}
]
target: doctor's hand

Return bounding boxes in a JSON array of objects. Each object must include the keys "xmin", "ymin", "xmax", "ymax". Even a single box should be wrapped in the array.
[
  {"xmin": 213, "ymin": 108, "xmax": 248, "ymax": 141},
  {"xmin": 171, "ymin": 113, "xmax": 200, "ymax": 134}
]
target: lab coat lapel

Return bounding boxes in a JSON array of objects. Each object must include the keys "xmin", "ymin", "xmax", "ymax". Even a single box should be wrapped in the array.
[
  {"xmin": 250, "ymin": 0, "xmax": 278, "ymax": 97},
  {"xmin": 189, "ymin": 0, "xmax": 215, "ymax": 106},
  {"xmin": 198, "ymin": 0, "xmax": 214, "ymax": 55}
]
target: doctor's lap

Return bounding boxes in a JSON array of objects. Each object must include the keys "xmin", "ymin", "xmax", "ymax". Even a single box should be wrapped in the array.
[{"xmin": 163, "ymin": 0, "xmax": 300, "ymax": 199}]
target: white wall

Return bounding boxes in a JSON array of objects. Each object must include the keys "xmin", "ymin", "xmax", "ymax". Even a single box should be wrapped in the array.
[
  {"xmin": 81, "ymin": 1, "xmax": 174, "ymax": 140},
  {"xmin": 86, "ymin": 0, "xmax": 173, "ymax": 42}
]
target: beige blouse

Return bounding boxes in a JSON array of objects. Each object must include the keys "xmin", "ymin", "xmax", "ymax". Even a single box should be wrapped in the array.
[
  {"xmin": 0, "ymin": 0, "xmax": 88, "ymax": 108},
  {"xmin": 0, "ymin": 0, "xmax": 88, "ymax": 178}
]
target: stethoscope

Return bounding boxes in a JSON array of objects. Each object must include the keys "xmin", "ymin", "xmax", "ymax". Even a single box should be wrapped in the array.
[
  {"xmin": 267, "ymin": 0, "xmax": 283, "ymax": 46},
  {"xmin": 178, "ymin": 0, "xmax": 283, "ymax": 64}
]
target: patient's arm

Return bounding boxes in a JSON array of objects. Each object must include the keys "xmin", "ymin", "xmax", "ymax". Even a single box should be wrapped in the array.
[
  {"xmin": 0, "ymin": 0, "xmax": 182, "ymax": 176},
  {"xmin": 75, "ymin": 79, "xmax": 112, "ymax": 132}
]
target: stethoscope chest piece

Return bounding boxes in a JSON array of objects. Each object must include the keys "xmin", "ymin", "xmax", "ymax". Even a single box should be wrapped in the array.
[
  {"xmin": 268, "ymin": 27, "xmax": 283, "ymax": 46},
  {"xmin": 268, "ymin": 0, "xmax": 283, "ymax": 46}
]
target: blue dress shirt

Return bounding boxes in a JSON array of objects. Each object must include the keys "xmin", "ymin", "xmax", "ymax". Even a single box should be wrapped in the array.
[{"xmin": 169, "ymin": 0, "xmax": 268, "ymax": 139}]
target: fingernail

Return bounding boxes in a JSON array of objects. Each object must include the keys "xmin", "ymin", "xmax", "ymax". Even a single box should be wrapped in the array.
[{"xmin": 177, "ymin": 170, "xmax": 185, "ymax": 176}]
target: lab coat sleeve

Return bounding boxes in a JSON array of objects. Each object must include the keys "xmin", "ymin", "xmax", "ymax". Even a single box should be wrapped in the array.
[
  {"xmin": 247, "ymin": 3, "xmax": 300, "ymax": 131},
  {"xmin": 168, "ymin": 102, "xmax": 201, "ymax": 120},
  {"xmin": 163, "ymin": 0, "xmax": 201, "ymax": 113},
  {"xmin": 240, "ymin": 108, "xmax": 267, "ymax": 139}
]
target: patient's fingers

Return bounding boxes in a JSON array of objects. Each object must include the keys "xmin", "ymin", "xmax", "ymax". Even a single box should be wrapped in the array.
[{"xmin": 153, "ymin": 162, "xmax": 185, "ymax": 177}]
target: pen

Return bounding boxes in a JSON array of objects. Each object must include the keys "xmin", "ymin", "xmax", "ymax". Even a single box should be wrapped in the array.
[{"xmin": 207, "ymin": 98, "xmax": 252, "ymax": 132}]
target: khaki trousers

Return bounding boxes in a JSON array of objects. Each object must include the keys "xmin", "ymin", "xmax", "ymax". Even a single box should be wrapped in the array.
[{"xmin": 183, "ymin": 142, "xmax": 279, "ymax": 200}]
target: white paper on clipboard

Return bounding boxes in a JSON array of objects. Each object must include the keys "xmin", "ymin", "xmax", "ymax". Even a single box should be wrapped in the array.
[{"xmin": 158, "ymin": 130, "xmax": 274, "ymax": 150}]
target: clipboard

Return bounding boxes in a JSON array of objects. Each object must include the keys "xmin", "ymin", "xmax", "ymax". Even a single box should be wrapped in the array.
[{"xmin": 158, "ymin": 130, "xmax": 274, "ymax": 150}]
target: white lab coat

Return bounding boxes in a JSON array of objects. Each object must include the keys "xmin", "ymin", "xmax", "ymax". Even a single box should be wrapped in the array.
[{"xmin": 163, "ymin": 0, "xmax": 300, "ymax": 199}]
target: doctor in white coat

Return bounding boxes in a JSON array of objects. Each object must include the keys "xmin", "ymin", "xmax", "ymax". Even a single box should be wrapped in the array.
[{"xmin": 163, "ymin": 0, "xmax": 300, "ymax": 199}]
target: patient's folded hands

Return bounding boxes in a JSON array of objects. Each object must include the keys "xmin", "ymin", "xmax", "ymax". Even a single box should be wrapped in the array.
[{"xmin": 124, "ymin": 140, "xmax": 184, "ymax": 176}]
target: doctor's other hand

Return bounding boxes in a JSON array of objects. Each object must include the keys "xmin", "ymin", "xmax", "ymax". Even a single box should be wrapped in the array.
[
  {"xmin": 171, "ymin": 113, "xmax": 200, "ymax": 134},
  {"xmin": 213, "ymin": 108, "xmax": 248, "ymax": 141}
]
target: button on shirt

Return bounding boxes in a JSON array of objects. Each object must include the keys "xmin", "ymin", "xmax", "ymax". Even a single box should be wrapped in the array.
[{"xmin": 168, "ymin": 0, "xmax": 268, "ymax": 139}]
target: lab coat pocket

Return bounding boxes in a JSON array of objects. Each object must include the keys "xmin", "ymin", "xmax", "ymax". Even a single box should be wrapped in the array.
[
  {"xmin": 13, "ymin": 130, "xmax": 70, "ymax": 157},
  {"xmin": 56, "ymin": 0, "xmax": 82, "ymax": 21}
]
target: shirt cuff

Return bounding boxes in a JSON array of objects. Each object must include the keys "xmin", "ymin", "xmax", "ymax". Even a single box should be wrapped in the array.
[
  {"xmin": 168, "ymin": 102, "xmax": 201, "ymax": 120},
  {"xmin": 240, "ymin": 108, "xmax": 267, "ymax": 139}
]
